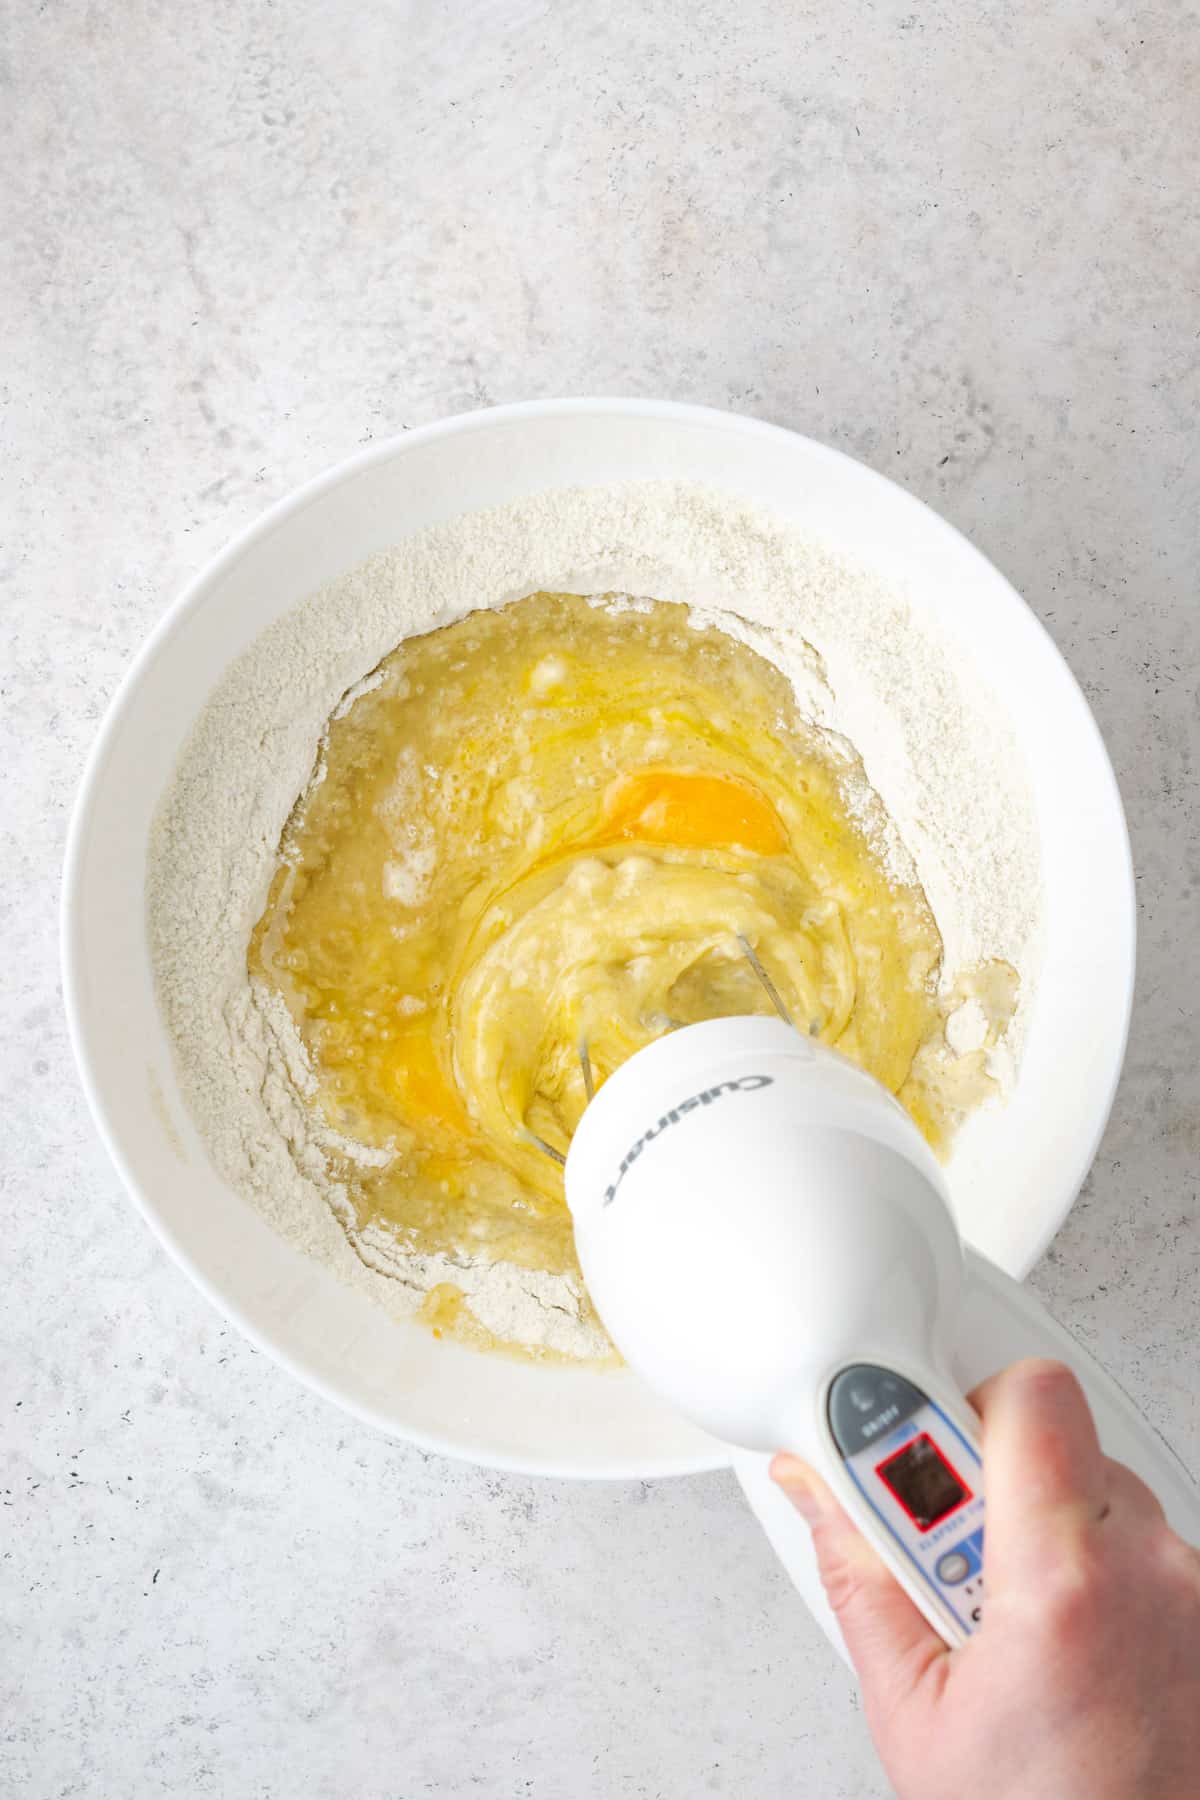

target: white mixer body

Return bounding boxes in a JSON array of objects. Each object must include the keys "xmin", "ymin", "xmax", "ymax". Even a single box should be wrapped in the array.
[
  {"xmin": 566, "ymin": 1016, "xmax": 1200, "ymax": 1654},
  {"xmin": 568, "ymin": 1016, "xmax": 968, "ymax": 1452}
]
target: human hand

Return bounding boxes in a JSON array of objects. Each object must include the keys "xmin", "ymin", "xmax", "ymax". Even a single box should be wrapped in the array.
[{"xmin": 771, "ymin": 1359, "xmax": 1200, "ymax": 1800}]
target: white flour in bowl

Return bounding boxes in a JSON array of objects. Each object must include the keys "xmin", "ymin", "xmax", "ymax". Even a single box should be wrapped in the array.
[{"xmin": 147, "ymin": 481, "xmax": 1043, "ymax": 1359}]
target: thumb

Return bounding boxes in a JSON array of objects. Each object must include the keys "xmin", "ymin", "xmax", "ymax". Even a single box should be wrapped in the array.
[{"xmin": 771, "ymin": 1453, "xmax": 948, "ymax": 1707}]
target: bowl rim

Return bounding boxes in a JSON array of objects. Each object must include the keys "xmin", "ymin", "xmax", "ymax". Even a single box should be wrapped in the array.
[{"xmin": 61, "ymin": 396, "xmax": 1137, "ymax": 1476}]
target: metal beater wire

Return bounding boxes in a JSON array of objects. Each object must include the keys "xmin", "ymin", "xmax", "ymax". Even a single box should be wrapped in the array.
[
  {"xmin": 735, "ymin": 933, "xmax": 793, "ymax": 1025},
  {"xmin": 524, "ymin": 1129, "xmax": 565, "ymax": 1166},
  {"xmin": 524, "ymin": 937, "xmax": 796, "ymax": 1165}
]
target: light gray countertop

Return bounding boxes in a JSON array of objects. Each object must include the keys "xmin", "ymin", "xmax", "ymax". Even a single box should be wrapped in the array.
[{"xmin": 3, "ymin": 3, "xmax": 1197, "ymax": 1795}]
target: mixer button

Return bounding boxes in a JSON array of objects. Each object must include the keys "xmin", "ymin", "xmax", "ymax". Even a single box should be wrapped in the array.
[
  {"xmin": 936, "ymin": 1550, "xmax": 971, "ymax": 1585},
  {"xmin": 828, "ymin": 1365, "xmax": 928, "ymax": 1456}
]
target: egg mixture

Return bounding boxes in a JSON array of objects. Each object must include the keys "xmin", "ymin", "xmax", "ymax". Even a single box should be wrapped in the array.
[{"xmin": 250, "ymin": 592, "xmax": 1015, "ymax": 1352}]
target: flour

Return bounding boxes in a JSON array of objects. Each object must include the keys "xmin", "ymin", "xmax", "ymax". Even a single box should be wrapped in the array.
[
  {"xmin": 946, "ymin": 997, "xmax": 992, "ymax": 1056},
  {"xmin": 148, "ymin": 481, "xmax": 1042, "ymax": 1360}
]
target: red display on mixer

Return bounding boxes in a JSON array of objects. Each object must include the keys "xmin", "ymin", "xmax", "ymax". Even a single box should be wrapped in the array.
[{"xmin": 876, "ymin": 1433, "xmax": 972, "ymax": 1532}]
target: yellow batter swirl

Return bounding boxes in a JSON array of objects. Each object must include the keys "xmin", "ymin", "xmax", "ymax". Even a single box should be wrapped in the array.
[{"xmin": 250, "ymin": 592, "xmax": 1012, "ymax": 1336}]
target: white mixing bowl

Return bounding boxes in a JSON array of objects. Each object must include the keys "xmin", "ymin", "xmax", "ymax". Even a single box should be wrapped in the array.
[{"xmin": 62, "ymin": 399, "xmax": 1135, "ymax": 1478}]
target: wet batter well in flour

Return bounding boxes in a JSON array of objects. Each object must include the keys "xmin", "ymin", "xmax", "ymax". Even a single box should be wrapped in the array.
[{"xmin": 249, "ymin": 592, "xmax": 1016, "ymax": 1354}]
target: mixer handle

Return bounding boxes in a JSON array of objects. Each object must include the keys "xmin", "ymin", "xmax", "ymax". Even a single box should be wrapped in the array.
[{"xmin": 734, "ymin": 1253, "xmax": 1200, "ymax": 1663}]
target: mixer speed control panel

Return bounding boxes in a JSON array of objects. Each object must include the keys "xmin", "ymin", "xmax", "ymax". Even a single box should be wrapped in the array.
[{"xmin": 828, "ymin": 1364, "xmax": 986, "ymax": 1639}]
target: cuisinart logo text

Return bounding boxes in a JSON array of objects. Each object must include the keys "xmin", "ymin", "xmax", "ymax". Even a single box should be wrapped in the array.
[{"xmin": 603, "ymin": 1075, "xmax": 774, "ymax": 1206}]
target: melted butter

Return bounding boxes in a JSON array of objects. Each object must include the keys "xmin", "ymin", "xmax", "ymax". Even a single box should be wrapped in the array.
[{"xmin": 250, "ymin": 592, "xmax": 1015, "ymax": 1351}]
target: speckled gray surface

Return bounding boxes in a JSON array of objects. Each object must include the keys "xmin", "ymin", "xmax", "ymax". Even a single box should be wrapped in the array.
[{"xmin": 3, "ymin": 2, "xmax": 1198, "ymax": 1795}]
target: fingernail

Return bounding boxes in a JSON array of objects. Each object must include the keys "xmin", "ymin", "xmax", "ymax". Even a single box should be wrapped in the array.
[{"xmin": 771, "ymin": 1454, "xmax": 821, "ymax": 1521}]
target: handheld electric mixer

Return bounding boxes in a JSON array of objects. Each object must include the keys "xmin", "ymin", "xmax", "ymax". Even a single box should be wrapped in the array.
[{"xmin": 558, "ymin": 1010, "xmax": 1200, "ymax": 1656}]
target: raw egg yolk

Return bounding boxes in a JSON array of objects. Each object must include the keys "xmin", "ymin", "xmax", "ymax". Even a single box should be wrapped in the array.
[{"xmin": 597, "ymin": 768, "xmax": 789, "ymax": 857}]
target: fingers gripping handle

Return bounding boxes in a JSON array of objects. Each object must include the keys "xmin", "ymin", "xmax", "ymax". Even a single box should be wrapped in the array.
[{"xmin": 953, "ymin": 1252, "xmax": 1200, "ymax": 1545}]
